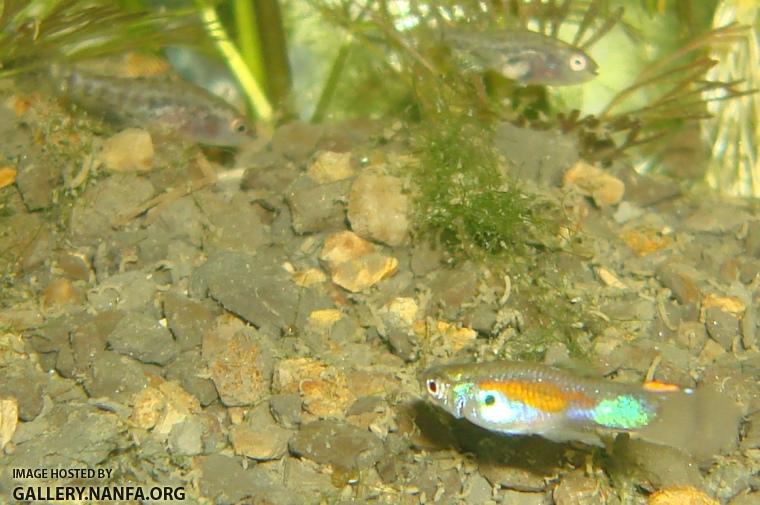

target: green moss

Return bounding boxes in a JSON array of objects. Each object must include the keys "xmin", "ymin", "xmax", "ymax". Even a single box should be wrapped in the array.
[{"xmin": 412, "ymin": 114, "xmax": 547, "ymax": 258}]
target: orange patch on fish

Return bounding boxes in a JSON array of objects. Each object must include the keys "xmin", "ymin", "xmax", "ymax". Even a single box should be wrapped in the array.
[
  {"xmin": 478, "ymin": 380, "xmax": 594, "ymax": 413},
  {"xmin": 642, "ymin": 380, "xmax": 681, "ymax": 393}
]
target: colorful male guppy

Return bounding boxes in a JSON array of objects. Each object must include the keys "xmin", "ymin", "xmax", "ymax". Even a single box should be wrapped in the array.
[{"xmin": 422, "ymin": 361, "xmax": 739, "ymax": 455}]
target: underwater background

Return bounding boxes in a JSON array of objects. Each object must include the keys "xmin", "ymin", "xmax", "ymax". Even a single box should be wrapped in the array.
[{"xmin": 0, "ymin": 1, "xmax": 759, "ymax": 504}]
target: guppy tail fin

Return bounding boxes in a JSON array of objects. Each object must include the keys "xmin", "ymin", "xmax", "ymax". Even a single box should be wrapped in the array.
[{"xmin": 635, "ymin": 387, "xmax": 741, "ymax": 460}]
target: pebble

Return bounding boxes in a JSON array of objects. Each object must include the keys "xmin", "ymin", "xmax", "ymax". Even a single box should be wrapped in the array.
[
  {"xmin": 647, "ymin": 486, "xmax": 718, "ymax": 505},
  {"xmin": 286, "ymin": 175, "xmax": 351, "ymax": 233},
  {"xmin": 273, "ymin": 357, "xmax": 353, "ymax": 418},
  {"xmin": 15, "ymin": 148, "xmax": 59, "ymax": 210},
  {"xmin": 162, "ymin": 292, "xmax": 217, "ymax": 351},
  {"xmin": 347, "ymin": 172, "xmax": 409, "ymax": 246},
  {"xmin": 164, "ymin": 351, "xmax": 218, "ymax": 406},
  {"xmin": 41, "ymin": 278, "xmax": 82, "ymax": 308},
  {"xmin": 553, "ymin": 469, "xmax": 616, "ymax": 505},
  {"xmin": 229, "ymin": 405, "xmax": 291, "ymax": 460},
  {"xmin": 190, "ymin": 249, "xmax": 301, "ymax": 336},
  {"xmin": 704, "ymin": 306, "xmax": 740, "ymax": 351},
  {"xmin": 320, "ymin": 230, "xmax": 375, "ymax": 268},
  {"xmin": 330, "ymin": 252, "xmax": 399, "ymax": 293},
  {"xmin": 84, "ymin": 351, "xmax": 147, "ymax": 399},
  {"xmin": 269, "ymin": 393, "xmax": 303, "ymax": 429},
  {"xmin": 98, "ymin": 128, "xmax": 154, "ymax": 173},
  {"xmin": 0, "ymin": 398, "xmax": 19, "ymax": 450},
  {"xmin": 620, "ymin": 228, "xmax": 672, "ymax": 256},
  {"xmin": 307, "ymin": 150, "xmax": 355, "ymax": 183},
  {"xmin": 106, "ymin": 312, "xmax": 179, "ymax": 365},
  {"xmin": 656, "ymin": 262, "xmax": 701, "ymax": 304},
  {"xmin": 167, "ymin": 415, "xmax": 203, "ymax": 456},
  {"xmin": 204, "ymin": 325, "xmax": 272, "ymax": 407},
  {"xmin": 563, "ymin": 160, "xmax": 625, "ymax": 207},
  {"xmin": 0, "ymin": 165, "xmax": 16, "ymax": 189},
  {"xmin": 289, "ymin": 420, "xmax": 384, "ymax": 471}
]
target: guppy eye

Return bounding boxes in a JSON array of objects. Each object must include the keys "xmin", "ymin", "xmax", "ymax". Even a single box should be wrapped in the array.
[
  {"xmin": 231, "ymin": 118, "xmax": 248, "ymax": 134},
  {"xmin": 426, "ymin": 379, "xmax": 438, "ymax": 395},
  {"xmin": 569, "ymin": 54, "xmax": 587, "ymax": 72},
  {"xmin": 483, "ymin": 394, "xmax": 496, "ymax": 406}
]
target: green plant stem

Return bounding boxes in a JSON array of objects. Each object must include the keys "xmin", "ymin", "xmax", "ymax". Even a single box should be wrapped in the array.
[
  {"xmin": 196, "ymin": 0, "xmax": 272, "ymax": 121},
  {"xmin": 311, "ymin": 39, "xmax": 351, "ymax": 123},
  {"xmin": 233, "ymin": 0, "xmax": 266, "ymax": 89}
]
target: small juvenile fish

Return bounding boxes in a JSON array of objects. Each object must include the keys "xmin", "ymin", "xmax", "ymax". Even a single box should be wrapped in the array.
[
  {"xmin": 423, "ymin": 361, "xmax": 740, "ymax": 457},
  {"xmin": 444, "ymin": 29, "xmax": 598, "ymax": 86},
  {"xmin": 48, "ymin": 64, "xmax": 255, "ymax": 147}
]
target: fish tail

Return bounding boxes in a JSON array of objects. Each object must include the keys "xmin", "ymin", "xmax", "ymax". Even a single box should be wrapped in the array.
[{"xmin": 634, "ymin": 387, "xmax": 741, "ymax": 459}]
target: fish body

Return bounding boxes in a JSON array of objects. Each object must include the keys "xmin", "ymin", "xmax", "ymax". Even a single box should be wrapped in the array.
[
  {"xmin": 444, "ymin": 29, "xmax": 598, "ymax": 86},
  {"xmin": 422, "ymin": 361, "xmax": 691, "ymax": 447},
  {"xmin": 49, "ymin": 64, "xmax": 254, "ymax": 147}
]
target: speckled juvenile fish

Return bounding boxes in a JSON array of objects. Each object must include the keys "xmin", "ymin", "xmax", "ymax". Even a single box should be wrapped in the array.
[
  {"xmin": 444, "ymin": 29, "xmax": 598, "ymax": 86},
  {"xmin": 49, "ymin": 64, "xmax": 254, "ymax": 146},
  {"xmin": 423, "ymin": 361, "xmax": 740, "ymax": 457}
]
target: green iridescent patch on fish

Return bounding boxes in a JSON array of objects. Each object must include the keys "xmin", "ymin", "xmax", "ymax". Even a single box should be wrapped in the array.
[{"xmin": 592, "ymin": 395, "xmax": 653, "ymax": 429}]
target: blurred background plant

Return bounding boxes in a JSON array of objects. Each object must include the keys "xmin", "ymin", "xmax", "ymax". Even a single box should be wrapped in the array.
[{"xmin": 0, "ymin": 0, "xmax": 756, "ymax": 194}]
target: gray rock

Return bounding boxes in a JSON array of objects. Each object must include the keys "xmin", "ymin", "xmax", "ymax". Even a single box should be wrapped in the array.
[
  {"xmin": 269, "ymin": 393, "xmax": 302, "ymax": 429},
  {"xmin": 500, "ymin": 490, "xmax": 550, "ymax": 505},
  {"xmin": 286, "ymin": 175, "xmax": 350, "ymax": 234},
  {"xmin": 88, "ymin": 270, "xmax": 158, "ymax": 314},
  {"xmin": 84, "ymin": 351, "xmax": 147, "ymax": 399},
  {"xmin": 0, "ymin": 360, "xmax": 47, "ymax": 420},
  {"xmin": 289, "ymin": 420, "xmax": 384, "ymax": 471},
  {"xmin": 198, "ymin": 191, "xmax": 271, "ymax": 253},
  {"xmin": 168, "ymin": 416, "xmax": 204, "ymax": 456},
  {"xmin": 107, "ymin": 312, "xmax": 179, "ymax": 365},
  {"xmin": 705, "ymin": 458, "xmax": 754, "ymax": 503},
  {"xmin": 465, "ymin": 473, "xmax": 494, "ymax": 504},
  {"xmin": 741, "ymin": 410, "xmax": 760, "ymax": 450},
  {"xmin": 164, "ymin": 351, "xmax": 218, "ymax": 406},
  {"xmin": 612, "ymin": 437, "xmax": 703, "ymax": 490},
  {"xmin": 705, "ymin": 307, "xmax": 740, "ymax": 351},
  {"xmin": 190, "ymin": 249, "xmax": 300, "ymax": 336},
  {"xmin": 745, "ymin": 221, "xmax": 760, "ymax": 257},
  {"xmin": 282, "ymin": 456, "xmax": 335, "ymax": 502},
  {"xmin": 69, "ymin": 174, "xmax": 154, "ymax": 245},
  {"xmin": 347, "ymin": 172, "xmax": 409, "ymax": 246},
  {"xmin": 387, "ymin": 329, "xmax": 420, "ymax": 362},
  {"xmin": 163, "ymin": 292, "xmax": 217, "ymax": 351},
  {"xmin": 553, "ymin": 469, "xmax": 618, "ymax": 505},
  {"xmin": 15, "ymin": 148, "xmax": 60, "ymax": 210},
  {"xmin": 197, "ymin": 453, "xmax": 276, "ymax": 504},
  {"xmin": 479, "ymin": 463, "xmax": 548, "ymax": 492},
  {"xmin": 429, "ymin": 263, "xmax": 479, "ymax": 318}
]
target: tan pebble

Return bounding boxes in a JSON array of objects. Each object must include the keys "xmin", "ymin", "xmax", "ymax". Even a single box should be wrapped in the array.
[
  {"xmin": 647, "ymin": 486, "xmax": 718, "ymax": 505},
  {"xmin": 564, "ymin": 161, "xmax": 625, "ymax": 206},
  {"xmin": 0, "ymin": 166, "xmax": 16, "ymax": 189},
  {"xmin": 595, "ymin": 266, "xmax": 627, "ymax": 289},
  {"xmin": 436, "ymin": 321, "xmax": 477, "ymax": 353},
  {"xmin": 307, "ymin": 151, "xmax": 355, "ymax": 183},
  {"xmin": 330, "ymin": 252, "xmax": 398, "ymax": 292},
  {"xmin": 99, "ymin": 128, "xmax": 154, "ymax": 173},
  {"xmin": 293, "ymin": 267, "xmax": 327, "ymax": 287},
  {"xmin": 0, "ymin": 397, "xmax": 19, "ymax": 450},
  {"xmin": 308, "ymin": 309, "xmax": 343, "ymax": 330},
  {"xmin": 698, "ymin": 338, "xmax": 726, "ymax": 364},
  {"xmin": 229, "ymin": 422, "xmax": 290, "ymax": 461},
  {"xmin": 41, "ymin": 278, "xmax": 78, "ymax": 308},
  {"xmin": 619, "ymin": 228, "xmax": 672, "ymax": 256},
  {"xmin": 701, "ymin": 293, "xmax": 745, "ymax": 315},
  {"xmin": 131, "ymin": 387, "xmax": 165, "ymax": 429},
  {"xmin": 320, "ymin": 230, "xmax": 375, "ymax": 270},
  {"xmin": 380, "ymin": 297, "xmax": 418, "ymax": 328},
  {"xmin": 273, "ymin": 358, "xmax": 353, "ymax": 418},
  {"xmin": 207, "ymin": 333, "xmax": 269, "ymax": 407},
  {"xmin": 348, "ymin": 173, "xmax": 409, "ymax": 246}
]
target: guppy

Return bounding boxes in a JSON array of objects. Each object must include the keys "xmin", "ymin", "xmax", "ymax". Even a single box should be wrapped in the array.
[
  {"xmin": 423, "ymin": 360, "xmax": 704, "ymax": 449},
  {"xmin": 444, "ymin": 29, "xmax": 598, "ymax": 86},
  {"xmin": 48, "ymin": 64, "xmax": 255, "ymax": 147}
]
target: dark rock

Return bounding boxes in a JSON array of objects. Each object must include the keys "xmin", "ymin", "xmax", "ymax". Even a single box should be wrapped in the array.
[
  {"xmin": 553, "ymin": 469, "xmax": 617, "ymax": 505},
  {"xmin": 55, "ymin": 252, "xmax": 91, "ymax": 281},
  {"xmin": 289, "ymin": 420, "xmax": 384, "ymax": 471},
  {"xmin": 15, "ymin": 149, "xmax": 60, "ymax": 210},
  {"xmin": 165, "ymin": 351, "xmax": 218, "ymax": 406},
  {"xmin": 429, "ymin": 263, "xmax": 479, "ymax": 318},
  {"xmin": 107, "ymin": 312, "xmax": 179, "ymax": 365},
  {"xmin": 190, "ymin": 249, "xmax": 300, "ymax": 336},
  {"xmin": 705, "ymin": 307, "xmax": 740, "ymax": 351},
  {"xmin": 84, "ymin": 351, "xmax": 148, "ymax": 398},
  {"xmin": 0, "ymin": 361, "xmax": 47, "ymax": 420},
  {"xmin": 163, "ymin": 292, "xmax": 216, "ymax": 351},
  {"xmin": 269, "ymin": 393, "xmax": 302, "ymax": 429},
  {"xmin": 167, "ymin": 416, "xmax": 203, "ymax": 456},
  {"xmin": 655, "ymin": 262, "xmax": 701, "ymax": 304},
  {"xmin": 387, "ymin": 329, "xmax": 419, "ymax": 362},
  {"xmin": 745, "ymin": 221, "xmax": 760, "ymax": 257},
  {"xmin": 198, "ymin": 453, "xmax": 277, "ymax": 504},
  {"xmin": 286, "ymin": 175, "xmax": 350, "ymax": 234},
  {"xmin": 197, "ymin": 191, "xmax": 271, "ymax": 253}
]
